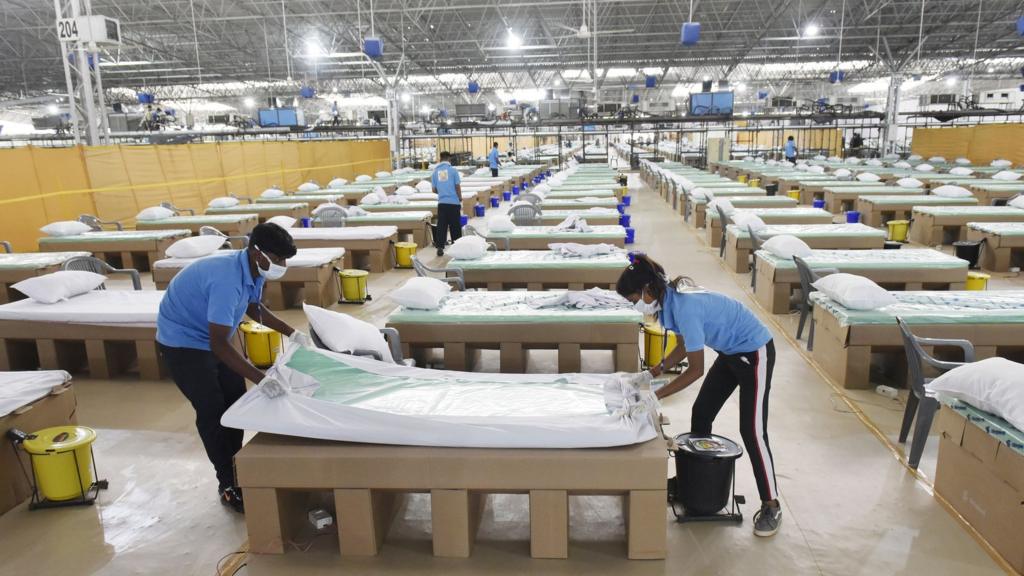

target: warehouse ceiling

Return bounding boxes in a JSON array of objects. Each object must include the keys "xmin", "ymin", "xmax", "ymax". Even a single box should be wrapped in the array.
[{"xmin": 1, "ymin": 0, "xmax": 1022, "ymax": 99}]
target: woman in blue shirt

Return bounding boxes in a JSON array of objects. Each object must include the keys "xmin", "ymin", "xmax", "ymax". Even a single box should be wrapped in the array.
[
  {"xmin": 784, "ymin": 135, "xmax": 797, "ymax": 163},
  {"xmin": 616, "ymin": 255, "xmax": 781, "ymax": 537}
]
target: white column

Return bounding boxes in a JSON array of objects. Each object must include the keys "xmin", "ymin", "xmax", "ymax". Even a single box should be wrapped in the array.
[{"xmin": 881, "ymin": 74, "xmax": 902, "ymax": 155}]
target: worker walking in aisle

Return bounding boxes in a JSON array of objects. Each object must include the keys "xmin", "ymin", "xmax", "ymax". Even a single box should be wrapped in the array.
[
  {"xmin": 784, "ymin": 135, "xmax": 797, "ymax": 164},
  {"xmin": 488, "ymin": 142, "xmax": 501, "ymax": 177},
  {"xmin": 156, "ymin": 223, "xmax": 312, "ymax": 513},
  {"xmin": 432, "ymin": 150, "xmax": 463, "ymax": 256},
  {"xmin": 616, "ymin": 255, "xmax": 782, "ymax": 537}
]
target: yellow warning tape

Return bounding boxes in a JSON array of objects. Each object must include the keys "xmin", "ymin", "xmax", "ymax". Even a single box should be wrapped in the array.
[{"xmin": 0, "ymin": 158, "xmax": 386, "ymax": 207}]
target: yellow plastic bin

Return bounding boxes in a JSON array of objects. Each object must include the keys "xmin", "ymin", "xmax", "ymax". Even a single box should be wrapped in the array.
[
  {"xmin": 737, "ymin": 175, "xmax": 748, "ymax": 184},
  {"xmin": 787, "ymin": 190, "xmax": 801, "ymax": 201},
  {"xmin": 339, "ymin": 269, "xmax": 369, "ymax": 302},
  {"xmin": 749, "ymin": 178, "xmax": 761, "ymax": 188},
  {"xmin": 394, "ymin": 242, "xmax": 417, "ymax": 269},
  {"xmin": 240, "ymin": 321, "xmax": 282, "ymax": 368},
  {"xmin": 23, "ymin": 426, "xmax": 97, "ymax": 502},
  {"xmin": 886, "ymin": 219, "xmax": 910, "ymax": 242},
  {"xmin": 965, "ymin": 271, "xmax": 990, "ymax": 291},
  {"xmin": 643, "ymin": 322, "xmax": 679, "ymax": 369}
]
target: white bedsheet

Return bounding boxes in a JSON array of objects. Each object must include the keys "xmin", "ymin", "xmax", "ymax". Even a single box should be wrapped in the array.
[
  {"xmin": 288, "ymin": 226, "xmax": 397, "ymax": 241},
  {"xmin": 0, "ymin": 370, "xmax": 71, "ymax": 418},
  {"xmin": 221, "ymin": 344, "xmax": 659, "ymax": 448},
  {"xmin": 0, "ymin": 290, "xmax": 163, "ymax": 326},
  {"xmin": 154, "ymin": 248, "xmax": 345, "ymax": 270}
]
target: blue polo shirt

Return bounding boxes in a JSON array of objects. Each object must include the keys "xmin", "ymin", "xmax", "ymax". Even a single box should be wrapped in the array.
[
  {"xmin": 488, "ymin": 148, "xmax": 500, "ymax": 169},
  {"xmin": 156, "ymin": 250, "xmax": 265, "ymax": 351},
  {"xmin": 785, "ymin": 140, "xmax": 796, "ymax": 158},
  {"xmin": 659, "ymin": 287, "xmax": 772, "ymax": 355},
  {"xmin": 431, "ymin": 161, "xmax": 462, "ymax": 205}
]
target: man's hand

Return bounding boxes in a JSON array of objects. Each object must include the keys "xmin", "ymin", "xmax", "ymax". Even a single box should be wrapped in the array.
[
  {"xmin": 289, "ymin": 330, "xmax": 314, "ymax": 348},
  {"xmin": 257, "ymin": 376, "xmax": 286, "ymax": 398}
]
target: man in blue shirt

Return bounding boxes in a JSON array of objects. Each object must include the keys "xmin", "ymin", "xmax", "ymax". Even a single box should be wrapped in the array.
[
  {"xmin": 784, "ymin": 135, "xmax": 797, "ymax": 163},
  {"xmin": 431, "ymin": 150, "xmax": 463, "ymax": 256},
  {"xmin": 157, "ymin": 223, "xmax": 309, "ymax": 513},
  {"xmin": 487, "ymin": 142, "xmax": 501, "ymax": 177}
]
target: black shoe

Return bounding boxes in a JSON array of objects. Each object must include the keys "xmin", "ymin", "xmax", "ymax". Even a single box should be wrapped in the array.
[
  {"xmin": 436, "ymin": 248, "xmax": 444, "ymax": 256},
  {"xmin": 220, "ymin": 486, "xmax": 245, "ymax": 513}
]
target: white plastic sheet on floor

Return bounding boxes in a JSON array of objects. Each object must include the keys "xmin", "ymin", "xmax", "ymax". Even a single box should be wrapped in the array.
[
  {"xmin": 221, "ymin": 343, "xmax": 660, "ymax": 448},
  {"xmin": 0, "ymin": 370, "xmax": 71, "ymax": 417}
]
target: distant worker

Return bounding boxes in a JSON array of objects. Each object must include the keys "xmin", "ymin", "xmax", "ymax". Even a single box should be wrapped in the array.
[
  {"xmin": 488, "ymin": 142, "xmax": 501, "ymax": 177},
  {"xmin": 431, "ymin": 151, "xmax": 463, "ymax": 256},
  {"xmin": 849, "ymin": 132, "xmax": 864, "ymax": 151},
  {"xmin": 156, "ymin": 223, "xmax": 311, "ymax": 513},
  {"xmin": 784, "ymin": 135, "xmax": 797, "ymax": 163}
]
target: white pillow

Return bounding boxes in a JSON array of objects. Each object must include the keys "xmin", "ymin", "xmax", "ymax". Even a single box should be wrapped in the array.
[
  {"xmin": 893, "ymin": 161, "xmax": 912, "ymax": 169},
  {"xmin": 40, "ymin": 220, "xmax": 93, "ymax": 237},
  {"xmin": 928, "ymin": 156, "xmax": 946, "ymax": 163},
  {"xmin": 12, "ymin": 271, "xmax": 106, "ymax": 304},
  {"xmin": 395, "ymin": 185, "xmax": 417, "ymax": 196},
  {"xmin": 447, "ymin": 236, "xmax": 488, "ymax": 260},
  {"xmin": 954, "ymin": 157, "xmax": 971, "ymax": 165},
  {"xmin": 327, "ymin": 177, "xmax": 348, "ymax": 189},
  {"xmin": 991, "ymin": 159, "xmax": 1012, "ymax": 168},
  {"xmin": 135, "ymin": 206, "xmax": 176, "ymax": 221},
  {"xmin": 833, "ymin": 168, "xmax": 852, "ymax": 179},
  {"xmin": 261, "ymin": 188, "xmax": 286, "ymax": 199},
  {"xmin": 533, "ymin": 183, "xmax": 551, "ymax": 195},
  {"xmin": 845, "ymin": 157, "xmax": 862, "ymax": 165},
  {"xmin": 795, "ymin": 164, "xmax": 810, "ymax": 172},
  {"xmin": 866, "ymin": 159, "xmax": 883, "ymax": 167},
  {"xmin": 812, "ymin": 273, "xmax": 897, "ymax": 310},
  {"xmin": 165, "ymin": 235, "xmax": 226, "ymax": 259},
  {"xmin": 312, "ymin": 202, "xmax": 346, "ymax": 216},
  {"xmin": 473, "ymin": 167, "xmax": 490, "ymax": 176},
  {"xmin": 931, "ymin": 185, "xmax": 973, "ymax": 198},
  {"xmin": 732, "ymin": 213, "xmax": 767, "ymax": 232},
  {"xmin": 761, "ymin": 235, "xmax": 812, "ymax": 259},
  {"xmin": 266, "ymin": 215, "xmax": 296, "ymax": 228},
  {"xmin": 708, "ymin": 199, "xmax": 735, "ymax": 216},
  {"xmin": 416, "ymin": 180, "xmax": 433, "ymax": 193},
  {"xmin": 808, "ymin": 165, "xmax": 826, "ymax": 174},
  {"xmin": 298, "ymin": 182, "xmax": 320, "ymax": 193},
  {"xmin": 375, "ymin": 171, "xmax": 392, "ymax": 178},
  {"xmin": 208, "ymin": 196, "xmax": 240, "ymax": 208},
  {"xmin": 896, "ymin": 177, "xmax": 924, "ymax": 189},
  {"xmin": 908, "ymin": 154, "xmax": 923, "ymax": 161},
  {"xmin": 390, "ymin": 276, "xmax": 451, "ymax": 310},
  {"xmin": 813, "ymin": 155, "xmax": 827, "ymax": 161},
  {"xmin": 856, "ymin": 172, "xmax": 881, "ymax": 182},
  {"xmin": 691, "ymin": 188, "xmax": 713, "ymax": 201},
  {"xmin": 488, "ymin": 215, "xmax": 516, "ymax": 232},
  {"xmin": 915, "ymin": 163, "xmax": 935, "ymax": 172},
  {"xmin": 948, "ymin": 166, "xmax": 973, "ymax": 176},
  {"xmin": 1008, "ymin": 196, "xmax": 1024, "ymax": 210},
  {"xmin": 302, "ymin": 304, "xmax": 393, "ymax": 363},
  {"xmin": 883, "ymin": 153, "xmax": 900, "ymax": 161},
  {"xmin": 345, "ymin": 206, "xmax": 369, "ymax": 217},
  {"xmin": 355, "ymin": 174, "xmax": 373, "ymax": 183},
  {"xmin": 359, "ymin": 193, "xmax": 381, "ymax": 205},
  {"xmin": 992, "ymin": 170, "xmax": 1022, "ymax": 181},
  {"xmin": 927, "ymin": 357, "xmax": 1024, "ymax": 431},
  {"xmin": 827, "ymin": 156, "xmax": 842, "ymax": 163}
]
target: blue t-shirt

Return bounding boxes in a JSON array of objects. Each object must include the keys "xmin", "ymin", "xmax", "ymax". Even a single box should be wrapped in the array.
[
  {"xmin": 156, "ymin": 250, "xmax": 265, "ymax": 351},
  {"xmin": 431, "ymin": 162, "xmax": 462, "ymax": 205},
  {"xmin": 785, "ymin": 140, "xmax": 796, "ymax": 157},
  {"xmin": 659, "ymin": 288, "xmax": 772, "ymax": 355},
  {"xmin": 488, "ymin": 148, "xmax": 501, "ymax": 169}
]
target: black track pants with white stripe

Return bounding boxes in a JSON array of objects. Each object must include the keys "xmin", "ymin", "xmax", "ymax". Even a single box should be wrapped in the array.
[{"xmin": 691, "ymin": 340, "xmax": 778, "ymax": 502}]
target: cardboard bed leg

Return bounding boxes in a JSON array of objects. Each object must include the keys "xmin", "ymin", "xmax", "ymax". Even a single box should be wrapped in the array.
[
  {"xmin": 431, "ymin": 489, "xmax": 484, "ymax": 558},
  {"xmin": 500, "ymin": 342, "xmax": 525, "ymax": 373},
  {"xmin": 530, "ymin": 490, "xmax": 568, "ymax": 559},
  {"xmin": 334, "ymin": 489, "xmax": 397, "ymax": 556},
  {"xmin": 558, "ymin": 343, "xmax": 582, "ymax": 373},
  {"xmin": 627, "ymin": 490, "xmax": 667, "ymax": 560}
]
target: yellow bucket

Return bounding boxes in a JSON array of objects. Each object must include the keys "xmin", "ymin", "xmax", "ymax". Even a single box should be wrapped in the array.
[
  {"xmin": 887, "ymin": 219, "xmax": 910, "ymax": 242},
  {"xmin": 965, "ymin": 271, "xmax": 990, "ymax": 291},
  {"xmin": 240, "ymin": 321, "xmax": 281, "ymax": 368},
  {"xmin": 395, "ymin": 242, "xmax": 417, "ymax": 268},
  {"xmin": 643, "ymin": 322, "xmax": 679, "ymax": 368},
  {"xmin": 339, "ymin": 269, "xmax": 369, "ymax": 302},
  {"xmin": 749, "ymin": 178, "xmax": 761, "ymax": 188},
  {"xmin": 737, "ymin": 174, "xmax": 748, "ymax": 183},
  {"xmin": 22, "ymin": 426, "xmax": 97, "ymax": 501},
  {"xmin": 787, "ymin": 190, "xmax": 801, "ymax": 201}
]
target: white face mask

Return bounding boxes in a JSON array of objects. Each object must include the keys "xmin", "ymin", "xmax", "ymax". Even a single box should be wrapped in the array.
[
  {"xmin": 633, "ymin": 289, "xmax": 661, "ymax": 315},
  {"xmin": 257, "ymin": 249, "xmax": 287, "ymax": 280}
]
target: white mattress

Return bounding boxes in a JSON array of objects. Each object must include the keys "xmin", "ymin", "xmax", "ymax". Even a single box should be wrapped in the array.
[
  {"xmin": 288, "ymin": 226, "xmax": 397, "ymax": 241},
  {"xmin": 0, "ymin": 290, "xmax": 163, "ymax": 326},
  {"xmin": 221, "ymin": 344, "xmax": 659, "ymax": 448},
  {"xmin": 154, "ymin": 248, "xmax": 345, "ymax": 270},
  {"xmin": 0, "ymin": 370, "xmax": 71, "ymax": 418}
]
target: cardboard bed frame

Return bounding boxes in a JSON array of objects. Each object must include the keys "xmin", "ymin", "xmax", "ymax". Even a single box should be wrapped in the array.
[
  {"xmin": 0, "ymin": 259, "xmax": 75, "ymax": 305},
  {"xmin": 966, "ymin": 225, "xmax": 1024, "ymax": 272},
  {"xmin": 723, "ymin": 227, "xmax": 885, "ymax": 273},
  {"xmin": 705, "ymin": 211, "xmax": 834, "ymax": 248},
  {"xmin": 485, "ymin": 234, "xmax": 627, "ymax": 251},
  {"xmin": 135, "ymin": 214, "xmax": 258, "ymax": 237},
  {"xmin": 235, "ymin": 433, "xmax": 667, "ymax": 560},
  {"xmin": 206, "ymin": 203, "xmax": 310, "ymax": 224},
  {"xmin": 290, "ymin": 233, "xmax": 397, "ymax": 273},
  {"xmin": 855, "ymin": 197, "xmax": 978, "ymax": 227},
  {"xmin": 458, "ymin": 264, "xmax": 621, "ymax": 291},
  {"xmin": 38, "ymin": 231, "xmax": 190, "ymax": 273},
  {"xmin": 907, "ymin": 208, "xmax": 1024, "ymax": 245}
]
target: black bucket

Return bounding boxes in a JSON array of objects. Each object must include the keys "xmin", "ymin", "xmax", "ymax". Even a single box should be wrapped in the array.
[
  {"xmin": 953, "ymin": 240, "xmax": 984, "ymax": 269},
  {"xmin": 672, "ymin": 433, "xmax": 743, "ymax": 516},
  {"xmin": 765, "ymin": 184, "xmax": 779, "ymax": 197},
  {"xmin": 883, "ymin": 241, "xmax": 903, "ymax": 250}
]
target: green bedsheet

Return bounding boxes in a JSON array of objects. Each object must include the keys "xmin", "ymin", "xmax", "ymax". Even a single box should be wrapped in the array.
[
  {"xmin": 139, "ymin": 215, "xmax": 255, "ymax": 225},
  {"xmin": 39, "ymin": 230, "xmax": 190, "ymax": 243},
  {"xmin": 940, "ymin": 398, "xmax": 1024, "ymax": 457},
  {"xmin": 756, "ymin": 248, "xmax": 967, "ymax": 270},
  {"xmin": 859, "ymin": 195, "xmax": 978, "ymax": 206},
  {"xmin": 488, "ymin": 225, "xmax": 625, "ymax": 239},
  {"xmin": 0, "ymin": 251, "xmax": 91, "ymax": 270},
  {"xmin": 810, "ymin": 290, "xmax": 1024, "ymax": 326},
  {"xmin": 451, "ymin": 251, "xmax": 629, "ymax": 270},
  {"xmin": 388, "ymin": 291, "xmax": 642, "ymax": 324},
  {"xmin": 728, "ymin": 224, "xmax": 886, "ymax": 239},
  {"xmin": 967, "ymin": 222, "xmax": 1024, "ymax": 236}
]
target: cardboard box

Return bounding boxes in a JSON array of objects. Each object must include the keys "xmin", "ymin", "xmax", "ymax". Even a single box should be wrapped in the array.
[
  {"xmin": 934, "ymin": 405, "xmax": 1024, "ymax": 573},
  {"xmin": 0, "ymin": 385, "xmax": 78, "ymax": 515}
]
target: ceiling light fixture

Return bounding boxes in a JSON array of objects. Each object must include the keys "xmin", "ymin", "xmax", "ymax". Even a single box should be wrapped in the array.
[
  {"xmin": 506, "ymin": 29, "xmax": 523, "ymax": 50},
  {"xmin": 804, "ymin": 23, "xmax": 820, "ymax": 37}
]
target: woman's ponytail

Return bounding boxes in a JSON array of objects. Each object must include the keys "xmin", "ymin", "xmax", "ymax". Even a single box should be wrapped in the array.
[{"xmin": 616, "ymin": 254, "xmax": 668, "ymax": 302}]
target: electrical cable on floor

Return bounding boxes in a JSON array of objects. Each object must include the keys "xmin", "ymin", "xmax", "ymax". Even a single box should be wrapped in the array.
[{"xmin": 215, "ymin": 550, "xmax": 247, "ymax": 576}]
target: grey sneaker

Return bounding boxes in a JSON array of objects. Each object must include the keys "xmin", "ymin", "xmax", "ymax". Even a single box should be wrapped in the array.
[{"xmin": 753, "ymin": 503, "xmax": 781, "ymax": 537}]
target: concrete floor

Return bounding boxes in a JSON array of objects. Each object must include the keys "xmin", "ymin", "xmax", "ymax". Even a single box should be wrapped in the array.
[{"xmin": 0, "ymin": 166, "xmax": 1017, "ymax": 576}]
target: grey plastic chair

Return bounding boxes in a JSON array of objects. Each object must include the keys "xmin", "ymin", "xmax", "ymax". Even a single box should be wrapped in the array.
[
  {"xmin": 0, "ymin": 241, "xmax": 11, "ymax": 254},
  {"xmin": 748, "ymin": 226, "xmax": 766, "ymax": 289},
  {"xmin": 793, "ymin": 256, "xmax": 839, "ymax": 351},
  {"xmin": 310, "ymin": 326, "xmax": 415, "ymax": 366},
  {"xmin": 199, "ymin": 226, "xmax": 249, "ymax": 248},
  {"xmin": 510, "ymin": 203, "xmax": 542, "ymax": 225},
  {"xmin": 411, "ymin": 255, "xmax": 466, "ymax": 290},
  {"xmin": 518, "ymin": 193, "xmax": 542, "ymax": 205},
  {"xmin": 897, "ymin": 317, "xmax": 975, "ymax": 469},
  {"xmin": 62, "ymin": 256, "xmax": 142, "ymax": 290},
  {"xmin": 463, "ymin": 224, "xmax": 509, "ymax": 251},
  {"xmin": 313, "ymin": 206, "xmax": 348, "ymax": 228},
  {"xmin": 716, "ymin": 205, "xmax": 733, "ymax": 258},
  {"xmin": 78, "ymin": 214, "xmax": 123, "ymax": 231},
  {"xmin": 160, "ymin": 201, "xmax": 195, "ymax": 215}
]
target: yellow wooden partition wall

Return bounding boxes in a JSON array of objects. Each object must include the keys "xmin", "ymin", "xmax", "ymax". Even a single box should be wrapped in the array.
[
  {"xmin": 911, "ymin": 124, "xmax": 1024, "ymax": 166},
  {"xmin": 0, "ymin": 139, "xmax": 391, "ymax": 250}
]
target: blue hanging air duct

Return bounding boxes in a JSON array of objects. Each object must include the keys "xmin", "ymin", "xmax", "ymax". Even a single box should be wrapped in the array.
[
  {"xmin": 645, "ymin": 75, "xmax": 657, "ymax": 88},
  {"xmin": 468, "ymin": 81, "xmax": 480, "ymax": 94},
  {"xmin": 631, "ymin": 94, "xmax": 640, "ymax": 104},
  {"xmin": 362, "ymin": 37, "xmax": 383, "ymax": 58},
  {"xmin": 1017, "ymin": 15, "xmax": 1024, "ymax": 36},
  {"xmin": 681, "ymin": 22, "xmax": 701, "ymax": 45},
  {"xmin": 757, "ymin": 90, "xmax": 769, "ymax": 100},
  {"xmin": 299, "ymin": 86, "xmax": 316, "ymax": 99}
]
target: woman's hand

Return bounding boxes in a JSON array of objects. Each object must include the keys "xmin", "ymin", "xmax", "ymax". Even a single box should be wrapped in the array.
[{"xmin": 648, "ymin": 363, "xmax": 664, "ymax": 378}]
